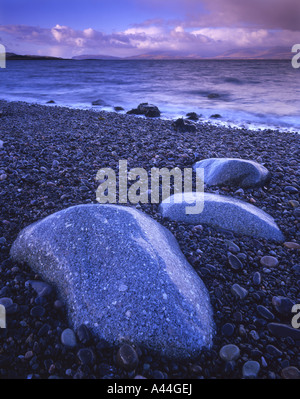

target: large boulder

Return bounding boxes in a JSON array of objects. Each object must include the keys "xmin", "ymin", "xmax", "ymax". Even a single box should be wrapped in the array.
[
  {"xmin": 159, "ymin": 192, "xmax": 284, "ymax": 242},
  {"xmin": 193, "ymin": 158, "xmax": 271, "ymax": 188},
  {"xmin": 10, "ymin": 204, "xmax": 214, "ymax": 359}
]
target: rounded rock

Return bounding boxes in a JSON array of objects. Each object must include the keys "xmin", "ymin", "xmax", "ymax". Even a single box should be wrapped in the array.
[
  {"xmin": 242, "ymin": 361, "xmax": 260, "ymax": 379},
  {"xmin": 281, "ymin": 366, "xmax": 300, "ymax": 379},
  {"xmin": 116, "ymin": 344, "xmax": 139, "ymax": 371},
  {"xmin": 219, "ymin": 344, "xmax": 240, "ymax": 361},
  {"xmin": 61, "ymin": 328, "xmax": 77, "ymax": 348},
  {"xmin": 260, "ymin": 256, "xmax": 279, "ymax": 268}
]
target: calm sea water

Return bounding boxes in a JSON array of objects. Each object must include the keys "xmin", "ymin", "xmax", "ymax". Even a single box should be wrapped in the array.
[{"xmin": 1, "ymin": 59, "xmax": 299, "ymax": 132}]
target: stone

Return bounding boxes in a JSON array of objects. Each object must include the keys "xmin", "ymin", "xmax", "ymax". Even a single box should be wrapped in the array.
[
  {"xmin": 61, "ymin": 328, "xmax": 77, "ymax": 348},
  {"xmin": 219, "ymin": 344, "xmax": 240, "ymax": 361},
  {"xmin": 127, "ymin": 103, "xmax": 160, "ymax": 118},
  {"xmin": 231, "ymin": 284, "xmax": 248, "ymax": 300},
  {"xmin": 159, "ymin": 192, "xmax": 284, "ymax": 242},
  {"xmin": 284, "ymin": 186, "xmax": 298, "ymax": 194},
  {"xmin": 77, "ymin": 348, "xmax": 95, "ymax": 365},
  {"xmin": 76, "ymin": 324, "xmax": 91, "ymax": 344},
  {"xmin": 228, "ymin": 254, "xmax": 243, "ymax": 270},
  {"xmin": 266, "ymin": 344, "xmax": 283, "ymax": 358},
  {"xmin": 91, "ymin": 99, "xmax": 106, "ymax": 106},
  {"xmin": 10, "ymin": 204, "xmax": 214, "ymax": 359},
  {"xmin": 172, "ymin": 118, "xmax": 196, "ymax": 133},
  {"xmin": 25, "ymin": 280, "xmax": 53, "ymax": 297},
  {"xmin": 221, "ymin": 323, "xmax": 235, "ymax": 337},
  {"xmin": 253, "ymin": 272, "xmax": 261, "ymax": 286},
  {"xmin": 242, "ymin": 361, "xmax": 260, "ymax": 379},
  {"xmin": 186, "ymin": 112, "xmax": 199, "ymax": 121},
  {"xmin": 281, "ymin": 366, "xmax": 300, "ymax": 379},
  {"xmin": 260, "ymin": 256, "xmax": 279, "ymax": 268},
  {"xmin": 256, "ymin": 305, "xmax": 275, "ymax": 321},
  {"xmin": 193, "ymin": 158, "xmax": 271, "ymax": 188},
  {"xmin": 272, "ymin": 296, "xmax": 294, "ymax": 315},
  {"xmin": 30, "ymin": 306, "xmax": 45, "ymax": 318},
  {"xmin": 284, "ymin": 242, "xmax": 300, "ymax": 250},
  {"xmin": 267, "ymin": 323, "xmax": 300, "ymax": 340},
  {"xmin": 116, "ymin": 344, "xmax": 139, "ymax": 371}
]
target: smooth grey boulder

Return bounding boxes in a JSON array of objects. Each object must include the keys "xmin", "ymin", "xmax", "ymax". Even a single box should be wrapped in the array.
[
  {"xmin": 10, "ymin": 204, "xmax": 214, "ymax": 359},
  {"xmin": 193, "ymin": 158, "xmax": 271, "ymax": 188},
  {"xmin": 159, "ymin": 192, "xmax": 284, "ymax": 242}
]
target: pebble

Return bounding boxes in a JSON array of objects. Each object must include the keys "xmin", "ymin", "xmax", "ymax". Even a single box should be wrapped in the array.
[
  {"xmin": 75, "ymin": 324, "xmax": 91, "ymax": 344},
  {"xmin": 266, "ymin": 344, "xmax": 283, "ymax": 358},
  {"xmin": 284, "ymin": 242, "xmax": 300, "ymax": 250},
  {"xmin": 253, "ymin": 272, "xmax": 261, "ymax": 286},
  {"xmin": 221, "ymin": 323, "xmax": 235, "ymax": 337},
  {"xmin": 242, "ymin": 361, "xmax": 260, "ymax": 379},
  {"xmin": 61, "ymin": 328, "xmax": 77, "ymax": 348},
  {"xmin": 116, "ymin": 344, "xmax": 139, "ymax": 371},
  {"xmin": 0, "ymin": 297, "xmax": 13, "ymax": 308},
  {"xmin": 256, "ymin": 305, "xmax": 275, "ymax": 320},
  {"xmin": 228, "ymin": 254, "xmax": 243, "ymax": 270},
  {"xmin": 249, "ymin": 330, "xmax": 260, "ymax": 340},
  {"xmin": 284, "ymin": 186, "xmax": 298, "ymax": 194},
  {"xmin": 25, "ymin": 280, "xmax": 53, "ymax": 297},
  {"xmin": 289, "ymin": 200, "xmax": 299, "ymax": 208},
  {"xmin": 30, "ymin": 306, "xmax": 45, "ymax": 318},
  {"xmin": 219, "ymin": 344, "xmax": 240, "ymax": 361},
  {"xmin": 272, "ymin": 296, "xmax": 294, "ymax": 314},
  {"xmin": 267, "ymin": 323, "xmax": 300, "ymax": 340},
  {"xmin": 260, "ymin": 256, "xmax": 279, "ymax": 268},
  {"xmin": 281, "ymin": 366, "xmax": 300, "ymax": 379},
  {"xmin": 231, "ymin": 284, "xmax": 248, "ymax": 299},
  {"xmin": 77, "ymin": 348, "xmax": 95, "ymax": 365}
]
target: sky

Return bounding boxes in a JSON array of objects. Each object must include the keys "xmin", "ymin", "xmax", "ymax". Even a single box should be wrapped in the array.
[{"xmin": 0, "ymin": 0, "xmax": 299, "ymax": 58}]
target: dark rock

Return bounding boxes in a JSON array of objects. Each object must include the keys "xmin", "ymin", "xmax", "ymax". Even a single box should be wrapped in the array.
[
  {"xmin": 172, "ymin": 118, "xmax": 196, "ymax": 133},
  {"xmin": 272, "ymin": 296, "xmax": 294, "ymax": 315},
  {"xmin": 284, "ymin": 186, "xmax": 298, "ymax": 194},
  {"xmin": 267, "ymin": 323, "xmax": 300, "ymax": 340},
  {"xmin": 186, "ymin": 112, "xmax": 199, "ymax": 121},
  {"xmin": 127, "ymin": 103, "xmax": 160, "ymax": 117},
  {"xmin": 210, "ymin": 114, "xmax": 221, "ymax": 118},
  {"xmin": 116, "ymin": 344, "xmax": 139, "ymax": 371},
  {"xmin": 114, "ymin": 106, "xmax": 124, "ymax": 111},
  {"xmin": 256, "ymin": 305, "xmax": 275, "ymax": 321},
  {"xmin": 228, "ymin": 254, "xmax": 243, "ymax": 270},
  {"xmin": 77, "ymin": 348, "xmax": 95, "ymax": 365},
  {"xmin": 253, "ymin": 272, "xmax": 261, "ymax": 286},
  {"xmin": 281, "ymin": 366, "xmax": 300, "ymax": 379},
  {"xmin": 30, "ymin": 305, "xmax": 45, "ymax": 318},
  {"xmin": 266, "ymin": 344, "xmax": 283, "ymax": 358},
  {"xmin": 76, "ymin": 324, "xmax": 91, "ymax": 344},
  {"xmin": 221, "ymin": 323, "xmax": 235, "ymax": 337}
]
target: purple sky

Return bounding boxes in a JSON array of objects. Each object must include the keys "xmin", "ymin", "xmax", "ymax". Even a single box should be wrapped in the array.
[{"xmin": 0, "ymin": 0, "xmax": 299, "ymax": 58}]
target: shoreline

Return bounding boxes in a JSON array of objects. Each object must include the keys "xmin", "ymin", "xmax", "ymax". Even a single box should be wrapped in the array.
[
  {"xmin": 1, "ymin": 98, "xmax": 299, "ymax": 135},
  {"xmin": 0, "ymin": 100, "xmax": 299, "ymax": 379}
]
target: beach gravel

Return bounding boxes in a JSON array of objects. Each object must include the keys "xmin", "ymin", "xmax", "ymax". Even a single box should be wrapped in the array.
[{"xmin": 0, "ymin": 100, "xmax": 299, "ymax": 379}]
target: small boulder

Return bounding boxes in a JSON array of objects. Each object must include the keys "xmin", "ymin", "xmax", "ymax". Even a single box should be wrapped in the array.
[
  {"xmin": 193, "ymin": 158, "xmax": 271, "ymax": 188},
  {"xmin": 172, "ymin": 118, "xmax": 196, "ymax": 133},
  {"xmin": 159, "ymin": 192, "xmax": 284, "ymax": 242}
]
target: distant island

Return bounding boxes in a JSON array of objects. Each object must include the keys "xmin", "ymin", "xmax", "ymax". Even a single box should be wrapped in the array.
[{"xmin": 5, "ymin": 46, "xmax": 292, "ymax": 61}]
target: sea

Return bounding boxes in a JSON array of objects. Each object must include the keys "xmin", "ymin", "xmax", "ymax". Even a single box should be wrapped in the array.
[{"xmin": 1, "ymin": 59, "xmax": 299, "ymax": 133}]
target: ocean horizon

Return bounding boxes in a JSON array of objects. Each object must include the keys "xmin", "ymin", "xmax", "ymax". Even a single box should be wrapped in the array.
[{"xmin": 1, "ymin": 59, "xmax": 299, "ymax": 133}]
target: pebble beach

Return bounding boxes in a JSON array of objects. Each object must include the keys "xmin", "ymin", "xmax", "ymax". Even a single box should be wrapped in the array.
[{"xmin": 0, "ymin": 99, "xmax": 299, "ymax": 379}]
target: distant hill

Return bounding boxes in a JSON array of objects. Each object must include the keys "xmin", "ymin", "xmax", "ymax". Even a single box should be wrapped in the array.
[
  {"xmin": 72, "ymin": 54, "xmax": 121, "ymax": 60},
  {"xmin": 214, "ymin": 46, "xmax": 292, "ymax": 60},
  {"xmin": 6, "ymin": 52, "xmax": 65, "ymax": 60}
]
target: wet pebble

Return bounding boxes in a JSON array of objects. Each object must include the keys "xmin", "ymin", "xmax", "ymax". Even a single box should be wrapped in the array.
[
  {"xmin": 242, "ymin": 361, "xmax": 260, "ymax": 379},
  {"xmin": 219, "ymin": 344, "xmax": 240, "ymax": 361},
  {"xmin": 116, "ymin": 344, "xmax": 139, "ymax": 371},
  {"xmin": 61, "ymin": 328, "xmax": 77, "ymax": 348}
]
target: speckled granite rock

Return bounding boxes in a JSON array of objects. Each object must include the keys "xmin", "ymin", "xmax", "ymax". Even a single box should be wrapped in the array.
[
  {"xmin": 159, "ymin": 192, "xmax": 284, "ymax": 242},
  {"xmin": 10, "ymin": 204, "xmax": 214, "ymax": 359},
  {"xmin": 193, "ymin": 158, "xmax": 271, "ymax": 188}
]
